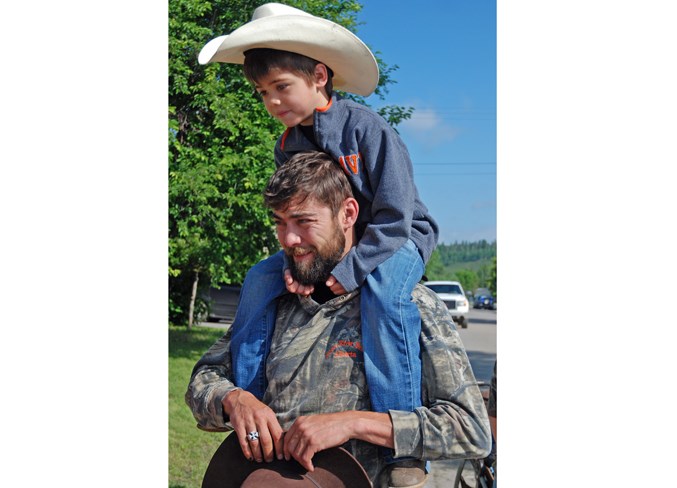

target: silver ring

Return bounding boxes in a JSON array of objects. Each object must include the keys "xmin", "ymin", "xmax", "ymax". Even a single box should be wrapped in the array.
[{"xmin": 247, "ymin": 431, "xmax": 259, "ymax": 442}]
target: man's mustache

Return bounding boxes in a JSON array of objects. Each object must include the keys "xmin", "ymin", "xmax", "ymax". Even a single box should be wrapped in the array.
[{"xmin": 285, "ymin": 247, "xmax": 315, "ymax": 256}]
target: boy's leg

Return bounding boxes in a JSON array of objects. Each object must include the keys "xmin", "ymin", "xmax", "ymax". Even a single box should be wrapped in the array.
[
  {"xmin": 361, "ymin": 240, "xmax": 424, "ymax": 413},
  {"xmin": 229, "ymin": 251, "xmax": 286, "ymax": 399}
]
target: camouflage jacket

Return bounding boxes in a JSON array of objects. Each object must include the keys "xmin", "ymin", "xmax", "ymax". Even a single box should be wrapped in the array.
[{"xmin": 185, "ymin": 284, "xmax": 491, "ymax": 481}]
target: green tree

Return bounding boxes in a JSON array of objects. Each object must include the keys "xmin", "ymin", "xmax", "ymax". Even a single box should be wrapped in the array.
[
  {"xmin": 169, "ymin": 0, "xmax": 411, "ymax": 326},
  {"xmin": 453, "ymin": 269, "xmax": 480, "ymax": 295},
  {"xmin": 488, "ymin": 256, "xmax": 497, "ymax": 298},
  {"xmin": 476, "ymin": 263, "xmax": 492, "ymax": 290},
  {"xmin": 423, "ymin": 248, "xmax": 445, "ymax": 280}
]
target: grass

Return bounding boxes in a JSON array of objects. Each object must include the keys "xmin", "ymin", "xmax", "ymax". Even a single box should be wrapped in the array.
[{"xmin": 169, "ymin": 326, "xmax": 232, "ymax": 488}]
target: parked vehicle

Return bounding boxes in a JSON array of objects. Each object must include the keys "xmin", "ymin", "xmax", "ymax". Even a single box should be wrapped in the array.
[
  {"xmin": 473, "ymin": 294, "xmax": 495, "ymax": 310},
  {"xmin": 423, "ymin": 280, "xmax": 470, "ymax": 328},
  {"xmin": 201, "ymin": 285, "xmax": 241, "ymax": 322}
]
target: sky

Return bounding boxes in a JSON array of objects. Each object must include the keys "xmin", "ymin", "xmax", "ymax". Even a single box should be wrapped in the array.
[{"xmin": 356, "ymin": 0, "xmax": 497, "ymax": 244}]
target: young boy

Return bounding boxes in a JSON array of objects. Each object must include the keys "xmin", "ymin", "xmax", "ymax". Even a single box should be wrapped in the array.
[{"xmin": 199, "ymin": 3, "xmax": 439, "ymax": 475}]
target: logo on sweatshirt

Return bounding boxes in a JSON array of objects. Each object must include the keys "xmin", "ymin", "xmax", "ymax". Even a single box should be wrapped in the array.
[{"xmin": 338, "ymin": 153, "xmax": 362, "ymax": 175}]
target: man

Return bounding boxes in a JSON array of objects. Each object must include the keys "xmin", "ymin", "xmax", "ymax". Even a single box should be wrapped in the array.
[{"xmin": 185, "ymin": 151, "xmax": 491, "ymax": 487}]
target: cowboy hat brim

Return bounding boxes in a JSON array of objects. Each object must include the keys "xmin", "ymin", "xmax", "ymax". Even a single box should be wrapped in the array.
[
  {"xmin": 198, "ymin": 10, "xmax": 379, "ymax": 97},
  {"xmin": 201, "ymin": 433, "xmax": 372, "ymax": 488}
]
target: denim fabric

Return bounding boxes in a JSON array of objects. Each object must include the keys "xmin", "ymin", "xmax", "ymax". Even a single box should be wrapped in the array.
[
  {"xmin": 231, "ymin": 242, "xmax": 424, "ymax": 410},
  {"xmin": 362, "ymin": 240, "xmax": 424, "ymax": 413},
  {"xmin": 229, "ymin": 251, "xmax": 286, "ymax": 399}
]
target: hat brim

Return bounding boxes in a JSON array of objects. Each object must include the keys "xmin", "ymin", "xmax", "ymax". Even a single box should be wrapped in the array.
[
  {"xmin": 202, "ymin": 433, "xmax": 372, "ymax": 488},
  {"xmin": 198, "ymin": 15, "xmax": 379, "ymax": 97}
]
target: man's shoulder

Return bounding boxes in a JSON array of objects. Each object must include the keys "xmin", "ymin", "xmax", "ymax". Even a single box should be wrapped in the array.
[
  {"xmin": 412, "ymin": 282, "xmax": 442, "ymax": 306},
  {"xmin": 412, "ymin": 283, "xmax": 457, "ymax": 330}
]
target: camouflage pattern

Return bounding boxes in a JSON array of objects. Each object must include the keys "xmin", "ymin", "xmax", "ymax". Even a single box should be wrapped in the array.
[{"xmin": 186, "ymin": 284, "xmax": 491, "ymax": 482}]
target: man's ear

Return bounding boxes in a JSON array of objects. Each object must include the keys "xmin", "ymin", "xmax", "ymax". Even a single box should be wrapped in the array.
[
  {"xmin": 341, "ymin": 197, "xmax": 359, "ymax": 230},
  {"xmin": 313, "ymin": 63, "xmax": 329, "ymax": 88}
]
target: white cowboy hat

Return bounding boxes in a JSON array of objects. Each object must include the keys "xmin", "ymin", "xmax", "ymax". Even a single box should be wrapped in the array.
[{"xmin": 198, "ymin": 3, "xmax": 379, "ymax": 97}]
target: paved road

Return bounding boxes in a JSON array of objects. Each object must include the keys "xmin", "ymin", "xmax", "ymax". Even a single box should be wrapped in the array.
[{"xmin": 456, "ymin": 308, "xmax": 497, "ymax": 383}]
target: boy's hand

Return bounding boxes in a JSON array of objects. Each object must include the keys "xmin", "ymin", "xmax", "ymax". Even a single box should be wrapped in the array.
[
  {"xmin": 284, "ymin": 269, "xmax": 314, "ymax": 296},
  {"xmin": 325, "ymin": 275, "xmax": 347, "ymax": 295}
]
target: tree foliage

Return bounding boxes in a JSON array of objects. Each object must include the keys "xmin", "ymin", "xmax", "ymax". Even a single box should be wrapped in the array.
[
  {"xmin": 423, "ymin": 248, "xmax": 445, "ymax": 280},
  {"xmin": 436, "ymin": 240, "xmax": 497, "ymax": 266},
  {"xmin": 168, "ymin": 0, "xmax": 412, "ymax": 325},
  {"xmin": 423, "ymin": 241, "xmax": 497, "ymax": 295},
  {"xmin": 488, "ymin": 256, "xmax": 497, "ymax": 298}
]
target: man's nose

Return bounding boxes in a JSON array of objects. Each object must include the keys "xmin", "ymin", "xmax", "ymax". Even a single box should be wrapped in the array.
[{"xmin": 282, "ymin": 229, "xmax": 302, "ymax": 247}]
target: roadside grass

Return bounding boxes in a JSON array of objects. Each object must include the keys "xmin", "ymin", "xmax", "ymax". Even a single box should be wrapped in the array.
[{"xmin": 169, "ymin": 326, "xmax": 230, "ymax": 488}]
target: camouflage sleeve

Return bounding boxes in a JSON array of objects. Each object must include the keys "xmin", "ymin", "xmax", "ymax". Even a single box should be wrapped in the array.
[
  {"xmin": 390, "ymin": 285, "xmax": 492, "ymax": 460},
  {"xmin": 184, "ymin": 329, "xmax": 240, "ymax": 432}
]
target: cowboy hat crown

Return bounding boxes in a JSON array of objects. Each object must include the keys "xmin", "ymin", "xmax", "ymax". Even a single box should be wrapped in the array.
[{"xmin": 198, "ymin": 3, "xmax": 379, "ymax": 96}]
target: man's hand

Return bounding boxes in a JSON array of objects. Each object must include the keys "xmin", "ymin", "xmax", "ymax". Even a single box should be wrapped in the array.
[
  {"xmin": 284, "ymin": 411, "xmax": 393, "ymax": 471},
  {"xmin": 284, "ymin": 269, "xmax": 314, "ymax": 296},
  {"xmin": 222, "ymin": 389, "xmax": 284, "ymax": 463},
  {"xmin": 325, "ymin": 275, "xmax": 347, "ymax": 295},
  {"xmin": 282, "ymin": 413, "xmax": 354, "ymax": 471}
]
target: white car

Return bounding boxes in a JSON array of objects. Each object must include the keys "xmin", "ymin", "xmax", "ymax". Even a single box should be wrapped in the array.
[{"xmin": 423, "ymin": 280, "xmax": 470, "ymax": 328}]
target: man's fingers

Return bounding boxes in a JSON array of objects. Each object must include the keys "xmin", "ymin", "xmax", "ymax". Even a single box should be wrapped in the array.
[
  {"xmin": 298, "ymin": 448, "xmax": 315, "ymax": 472},
  {"xmin": 257, "ymin": 419, "xmax": 285, "ymax": 463},
  {"xmin": 246, "ymin": 427, "xmax": 264, "ymax": 463},
  {"xmin": 235, "ymin": 429, "xmax": 253, "ymax": 462},
  {"xmin": 294, "ymin": 439, "xmax": 315, "ymax": 472},
  {"xmin": 257, "ymin": 428, "xmax": 275, "ymax": 463},
  {"xmin": 271, "ymin": 426, "xmax": 285, "ymax": 461},
  {"xmin": 283, "ymin": 430, "xmax": 298, "ymax": 461},
  {"xmin": 285, "ymin": 434, "xmax": 315, "ymax": 472}
]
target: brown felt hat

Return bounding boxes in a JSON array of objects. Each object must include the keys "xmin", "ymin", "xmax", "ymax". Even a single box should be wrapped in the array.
[{"xmin": 202, "ymin": 434, "xmax": 372, "ymax": 488}]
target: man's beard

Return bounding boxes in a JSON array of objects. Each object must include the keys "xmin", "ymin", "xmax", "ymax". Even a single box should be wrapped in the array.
[{"xmin": 285, "ymin": 226, "xmax": 345, "ymax": 285}]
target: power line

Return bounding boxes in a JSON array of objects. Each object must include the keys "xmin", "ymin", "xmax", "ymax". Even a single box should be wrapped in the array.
[
  {"xmin": 415, "ymin": 162, "xmax": 495, "ymax": 166},
  {"xmin": 414, "ymin": 172, "xmax": 496, "ymax": 176}
]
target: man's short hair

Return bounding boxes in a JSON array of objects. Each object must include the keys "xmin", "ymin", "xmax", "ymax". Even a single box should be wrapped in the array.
[
  {"xmin": 264, "ymin": 151, "xmax": 352, "ymax": 216},
  {"xmin": 243, "ymin": 48, "xmax": 334, "ymax": 95}
]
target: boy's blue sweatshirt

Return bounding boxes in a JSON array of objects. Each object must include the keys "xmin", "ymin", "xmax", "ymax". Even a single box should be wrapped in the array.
[{"xmin": 274, "ymin": 94, "xmax": 439, "ymax": 292}]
